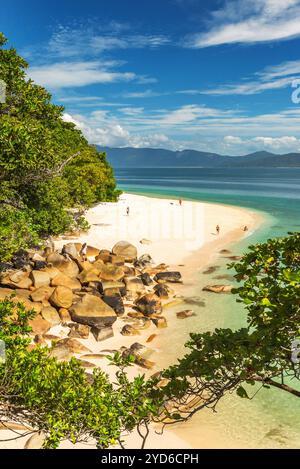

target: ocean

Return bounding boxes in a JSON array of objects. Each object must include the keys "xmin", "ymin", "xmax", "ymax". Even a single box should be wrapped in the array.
[{"xmin": 115, "ymin": 166, "xmax": 300, "ymax": 448}]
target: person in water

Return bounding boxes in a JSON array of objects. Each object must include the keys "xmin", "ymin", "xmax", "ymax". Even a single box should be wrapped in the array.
[{"xmin": 216, "ymin": 224, "xmax": 220, "ymax": 235}]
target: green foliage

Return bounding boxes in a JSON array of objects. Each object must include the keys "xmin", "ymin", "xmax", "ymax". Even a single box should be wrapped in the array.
[
  {"xmin": 158, "ymin": 232, "xmax": 300, "ymax": 421},
  {"xmin": 0, "ymin": 300, "xmax": 161, "ymax": 449},
  {"xmin": 0, "ymin": 33, "xmax": 120, "ymax": 260}
]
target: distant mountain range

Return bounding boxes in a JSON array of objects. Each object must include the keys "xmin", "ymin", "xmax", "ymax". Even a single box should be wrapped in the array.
[{"xmin": 98, "ymin": 146, "xmax": 300, "ymax": 168}]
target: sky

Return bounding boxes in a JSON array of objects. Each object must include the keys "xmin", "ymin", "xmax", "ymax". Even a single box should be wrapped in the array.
[{"xmin": 2, "ymin": 0, "xmax": 300, "ymax": 155}]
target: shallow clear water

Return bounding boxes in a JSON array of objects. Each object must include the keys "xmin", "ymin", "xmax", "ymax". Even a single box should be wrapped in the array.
[{"xmin": 116, "ymin": 167, "xmax": 300, "ymax": 448}]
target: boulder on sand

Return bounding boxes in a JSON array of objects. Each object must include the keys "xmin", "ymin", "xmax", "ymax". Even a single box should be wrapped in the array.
[
  {"xmin": 102, "ymin": 294, "xmax": 124, "ymax": 316},
  {"xmin": 134, "ymin": 254, "xmax": 153, "ymax": 269},
  {"xmin": 202, "ymin": 284, "xmax": 233, "ymax": 293},
  {"xmin": 51, "ymin": 273, "xmax": 81, "ymax": 290},
  {"xmin": 70, "ymin": 293, "xmax": 117, "ymax": 328},
  {"xmin": 153, "ymin": 283, "xmax": 172, "ymax": 299},
  {"xmin": 124, "ymin": 277, "xmax": 145, "ymax": 294},
  {"xmin": 112, "ymin": 241, "xmax": 137, "ymax": 262},
  {"xmin": 62, "ymin": 243, "xmax": 79, "ymax": 260},
  {"xmin": 1, "ymin": 272, "xmax": 33, "ymax": 290},
  {"xmin": 121, "ymin": 324, "xmax": 140, "ymax": 336},
  {"xmin": 47, "ymin": 253, "xmax": 79, "ymax": 277},
  {"xmin": 30, "ymin": 270, "xmax": 51, "ymax": 289},
  {"xmin": 176, "ymin": 310, "xmax": 194, "ymax": 319},
  {"xmin": 29, "ymin": 314, "xmax": 51, "ymax": 335},
  {"xmin": 135, "ymin": 293, "xmax": 162, "ymax": 316},
  {"xmin": 41, "ymin": 306, "xmax": 61, "ymax": 326},
  {"xmin": 68, "ymin": 323, "xmax": 90, "ymax": 339},
  {"xmin": 140, "ymin": 273, "xmax": 153, "ymax": 286},
  {"xmin": 58, "ymin": 308, "xmax": 71, "ymax": 323},
  {"xmin": 151, "ymin": 316, "xmax": 167, "ymax": 328},
  {"xmin": 154, "ymin": 271, "xmax": 182, "ymax": 284},
  {"xmin": 77, "ymin": 268, "xmax": 100, "ymax": 284},
  {"xmin": 50, "ymin": 286, "xmax": 73, "ymax": 309},
  {"xmin": 98, "ymin": 263, "xmax": 124, "ymax": 282},
  {"xmin": 91, "ymin": 326, "xmax": 114, "ymax": 342},
  {"xmin": 30, "ymin": 286, "xmax": 54, "ymax": 303}
]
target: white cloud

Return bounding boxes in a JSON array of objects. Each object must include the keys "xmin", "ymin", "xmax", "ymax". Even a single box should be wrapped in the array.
[
  {"xmin": 202, "ymin": 76, "xmax": 293, "ymax": 95},
  {"xmin": 119, "ymin": 107, "xmax": 144, "ymax": 116},
  {"xmin": 186, "ymin": 0, "xmax": 300, "ymax": 48},
  {"xmin": 253, "ymin": 135, "xmax": 300, "ymax": 150},
  {"xmin": 62, "ymin": 112, "xmax": 175, "ymax": 148},
  {"xmin": 48, "ymin": 24, "xmax": 170, "ymax": 58},
  {"xmin": 223, "ymin": 134, "xmax": 300, "ymax": 152},
  {"xmin": 62, "ymin": 102, "xmax": 300, "ymax": 155},
  {"xmin": 199, "ymin": 59, "xmax": 300, "ymax": 95},
  {"xmin": 122, "ymin": 89, "xmax": 163, "ymax": 98},
  {"xmin": 28, "ymin": 61, "xmax": 136, "ymax": 88},
  {"xmin": 223, "ymin": 135, "xmax": 243, "ymax": 145}
]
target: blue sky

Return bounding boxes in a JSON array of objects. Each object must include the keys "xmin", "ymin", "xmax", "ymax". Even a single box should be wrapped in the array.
[{"xmin": 2, "ymin": 0, "xmax": 300, "ymax": 154}]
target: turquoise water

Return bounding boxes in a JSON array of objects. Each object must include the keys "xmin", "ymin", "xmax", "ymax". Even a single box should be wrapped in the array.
[{"xmin": 116, "ymin": 167, "xmax": 300, "ymax": 448}]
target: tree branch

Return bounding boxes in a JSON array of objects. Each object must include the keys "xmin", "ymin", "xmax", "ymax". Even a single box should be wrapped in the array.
[{"xmin": 255, "ymin": 377, "xmax": 300, "ymax": 397}]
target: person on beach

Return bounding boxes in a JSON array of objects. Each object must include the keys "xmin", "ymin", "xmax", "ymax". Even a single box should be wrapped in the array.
[
  {"xmin": 179, "ymin": 199, "xmax": 182, "ymax": 206},
  {"xmin": 243, "ymin": 225, "xmax": 248, "ymax": 232},
  {"xmin": 216, "ymin": 224, "xmax": 220, "ymax": 235},
  {"xmin": 126, "ymin": 207, "xmax": 130, "ymax": 216}
]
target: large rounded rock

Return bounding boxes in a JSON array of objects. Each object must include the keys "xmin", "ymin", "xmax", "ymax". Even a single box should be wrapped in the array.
[
  {"xmin": 135, "ymin": 293, "xmax": 162, "ymax": 316},
  {"xmin": 152, "ymin": 316, "xmax": 167, "ymax": 328},
  {"xmin": 70, "ymin": 293, "xmax": 117, "ymax": 328},
  {"xmin": 41, "ymin": 306, "xmax": 61, "ymax": 326},
  {"xmin": 41, "ymin": 266, "xmax": 61, "ymax": 280},
  {"xmin": 47, "ymin": 253, "xmax": 79, "ymax": 277},
  {"xmin": 29, "ymin": 314, "xmax": 51, "ymax": 335},
  {"xmin": 24, "ymin": 432, "xmax": 46, "ymax": 450},
  {"xmin": 98, "ymin": 263, "xmax": 124, "ymax": 282},
  {"xmin": 50, "ymin": 286, "xmax": 73, "ymax": 309},
  {"xmin": 0, "ymin": 287, "xmax": 18, "ymax": 300},
  {"xmin": 121, "ymin": 324, "xmax": 140, "ymax": 336},
  {"xmin": 140, "ymin": 273, "xmax": 153, "ymax": 286},
  {"xmin": 62, "ymin": 243, "xmax": 79, "ymax": 260},
  {"xmin": 102, "ymin": 294, "xmax": 124, "ymax": 316},
  {"xmin": 77, "ymin": 268, "xmax": 100, "ymax": 284},
  {"xmin": 30, "ymin": 270, "xmax": 50, "ymax": 289},
  {"xmin": 153, "ymin": 283, "xmax": 172, "ymax": 299},
  {"xmin": 58, "ymin": 308, "xmax": 72, "ymax": 323},
  {"xmin": 154, "ymin": 271, "xmax": 182, "ymax": 284},
  {"xmin": 176, "ymin": 310, "xmax": 194, "ymax": 319},
  {"xmin": 30, "ymin": 286, "xmax": 54, "ymax": 302},
  {"xmin": 202, "ymin": 284, "xmax": 233, "ymax": 293},
  {"xmin": 1, "ymin": 271, "xmax": 33, "ymax": 290},
  {"xmin": 68, "ymin": 323, "xmax": 90, "ymax": 339},
  {"xmin": 125, "ymin": 277, "xmax": 145, "ymax": 294},
  {"xmin": 92, "ymin": 326, "xmax": 114, "ymax": 342},
  {"xmin": 134, "ymin": 254, "xmax": 153, "ymax": 269},
  {"xmin": 112, "ymin": 241, "xmax": 137, "ymax": 262},
  {"xmin": 51, "ymin": 273, "xmax": 81, "ymax": 290},
  {"xmin": 96, "ymin": 250, "xmax": 111, "ymax": 263}
]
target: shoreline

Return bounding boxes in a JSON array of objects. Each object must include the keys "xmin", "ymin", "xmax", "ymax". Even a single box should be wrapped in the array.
[
  {"xmin": 57, "ymin": 193, "xmax": 263, "ymax": 449},
  {"xmin": 0, "ymin": 193, "xmax": 264, "ymax": 449}
]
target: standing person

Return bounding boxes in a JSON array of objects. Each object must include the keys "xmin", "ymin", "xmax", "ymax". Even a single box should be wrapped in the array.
[
  {"xmin": 126, "ymin": 206, "xmax": 130, "ymax": 216},
  {"xmin": 179, "ymin": 199, "xmax": 182, "ymax": 206},
  {"xmin": 216, "ymin": 224, "xmax": 220, "ymax": 235}
]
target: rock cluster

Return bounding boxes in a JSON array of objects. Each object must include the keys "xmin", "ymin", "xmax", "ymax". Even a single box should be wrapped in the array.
[{"xmin": 0, "ymin": 240, "xmax": 184, "ymax": 369}]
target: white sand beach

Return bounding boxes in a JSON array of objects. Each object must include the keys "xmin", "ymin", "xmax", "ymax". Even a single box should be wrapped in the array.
[{"xmin": 0, "ymin": 193, "xmax": 263, "ymax": 450}]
